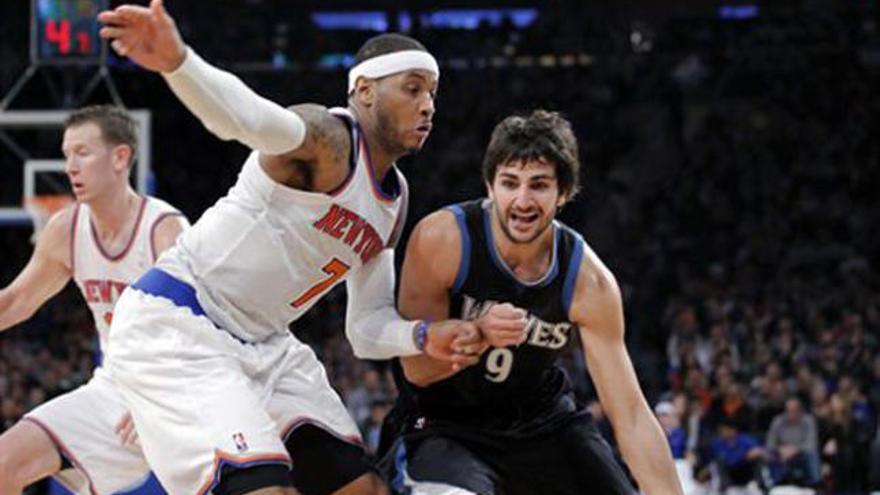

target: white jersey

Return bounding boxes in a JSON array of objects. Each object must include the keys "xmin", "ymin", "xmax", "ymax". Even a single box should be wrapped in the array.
[
  {"xmin": 72, "ymin": 195, "xmax": 185, "ymax": 350},
  {"xmin": 157, "ymin": 108, "xmax": 408, "ymax": 342}
]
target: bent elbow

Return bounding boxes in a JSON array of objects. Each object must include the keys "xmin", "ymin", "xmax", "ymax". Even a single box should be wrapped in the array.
[
  {"xmin": 344, "ymin": 323, "xmax": 365, "ymax": 358},
  {"xmin": 349, "ymin": 343, "xmax": 373, "ymax": 360},
  {"xmin": 345, "ymin": 323, "xmax": 382, "ymax": 360}
]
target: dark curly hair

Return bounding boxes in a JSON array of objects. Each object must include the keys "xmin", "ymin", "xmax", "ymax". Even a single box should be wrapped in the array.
[{"xmin": 482, "ymin": 109, "xmax": 581, "ymax": 201}]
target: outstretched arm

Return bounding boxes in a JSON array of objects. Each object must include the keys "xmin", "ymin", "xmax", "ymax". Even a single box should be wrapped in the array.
[
  {"xmin": 98, "ymin": 0, "xmax": 307, "ymax": 156},
  {"xmin": 0, "ymin": 208, "xmax": 73, "ymax": 331},
  {"xmin": 571, "ymin": 244, "xmax": 682, "ymax": 495}
]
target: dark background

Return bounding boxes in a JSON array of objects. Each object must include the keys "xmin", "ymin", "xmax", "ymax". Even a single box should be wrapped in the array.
[{"xmin": 1, "ymin": 0, "xmax": 878, "ymax": 492}]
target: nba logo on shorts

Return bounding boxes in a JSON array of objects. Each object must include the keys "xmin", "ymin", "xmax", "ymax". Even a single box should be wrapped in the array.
[{"xmin": 233, "ymin": 432, "xmax": 248, "ymax": 453}]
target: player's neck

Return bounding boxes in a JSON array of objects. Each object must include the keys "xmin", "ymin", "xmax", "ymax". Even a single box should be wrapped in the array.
[
  {"xmin": 489, "ymin": 209, "xmax": 555, "ymax": 280},
  {"xmin": 349, "ymin": 106, "xmax": 397, "ymax": 182},
  {"xmin": 87, "ymin": 187, "xmax": 141, "ymax": 237}
]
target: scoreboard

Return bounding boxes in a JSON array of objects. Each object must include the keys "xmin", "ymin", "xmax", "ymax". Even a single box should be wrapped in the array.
[{"xmin": 31, "ymin": 0, "xmax": 106, "ymax": 64}]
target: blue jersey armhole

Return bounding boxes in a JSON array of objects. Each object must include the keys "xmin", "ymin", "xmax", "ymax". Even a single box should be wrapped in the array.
[
  {"xmin": 561, "ymin": 231, "xmax": 585, "ymax": 317},
  {"xmin": 447, "ymin": 205, "xmax": 471, "ymax": 295}
]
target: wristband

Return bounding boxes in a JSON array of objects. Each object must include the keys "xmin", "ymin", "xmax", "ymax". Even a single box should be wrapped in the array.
[{"xmin": 414, "ymin": 320, "xmax": 430, "ymax": 352}]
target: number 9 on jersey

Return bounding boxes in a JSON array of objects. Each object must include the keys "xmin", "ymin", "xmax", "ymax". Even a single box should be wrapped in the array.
[{"xmin": 484, "ymin": 348, "xmax": 514, "ymax": 383}]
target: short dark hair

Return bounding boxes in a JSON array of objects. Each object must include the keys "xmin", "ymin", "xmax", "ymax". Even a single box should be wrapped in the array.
[
  {"xmin": 353, "ymin": 33, "xmax": 427, "ymax": 66},
  {"xmin": 64, "ymin": 105, "xmax": 138, "ymax": 167},
  {"xmin": 482, "ymin": 110, "xmax": 581, "ymax": 200}
]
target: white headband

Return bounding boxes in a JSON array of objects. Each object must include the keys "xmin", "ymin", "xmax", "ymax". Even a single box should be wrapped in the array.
[{"xmin": 347, "ymin": 50, "xmax": 439, "ymax": 94}]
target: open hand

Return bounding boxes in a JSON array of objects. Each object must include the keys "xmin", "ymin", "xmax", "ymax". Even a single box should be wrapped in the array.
[{"xmin": 98, "ymin": 0, "xmax": 187, "ymax": 73}]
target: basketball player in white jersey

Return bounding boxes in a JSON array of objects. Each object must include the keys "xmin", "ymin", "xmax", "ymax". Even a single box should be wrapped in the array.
[
  {"xmin": 0, "ymin": 105, "xmax": 188, "ymax": 494},
  {"xmin": 97, "ymin": 1, "xmax": 515, "ymax": 495}
]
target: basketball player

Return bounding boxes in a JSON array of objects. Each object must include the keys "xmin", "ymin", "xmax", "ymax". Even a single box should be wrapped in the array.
[
  {"xmin": 0, "ymin": 105, "xmax": 188, "ymax": 494},
  {"xmin": 380, "ymin": 110, "xmax": 683, "ymax": 495},
  {"xmin": 96, "ymin": 2, "xmax": 509, "ymax": 494}
]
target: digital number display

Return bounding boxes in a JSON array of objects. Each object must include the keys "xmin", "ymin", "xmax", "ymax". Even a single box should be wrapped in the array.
[{"xmin": 32, "ymin": 0, "xmax": 107, "ymax": 64}]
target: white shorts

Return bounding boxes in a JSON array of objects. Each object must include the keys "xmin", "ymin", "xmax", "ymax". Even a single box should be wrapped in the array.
[
  {"xmin": 24, "ymin": 367, "xmax": 154, "ymax": 495},
  {"xmin": 106, "ymin": 286, "xmax": 361, "ymax": 494}
]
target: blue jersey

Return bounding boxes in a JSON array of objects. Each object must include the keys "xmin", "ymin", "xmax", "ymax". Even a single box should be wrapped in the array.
[{"xmin": 392, "ymin": 199, "xmax": 587, "ymax": 438}]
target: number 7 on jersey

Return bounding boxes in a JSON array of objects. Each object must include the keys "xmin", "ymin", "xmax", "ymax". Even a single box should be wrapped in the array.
[{"xmin": 290, "ymin": 258, "xmax": 350, "ymax": 308}]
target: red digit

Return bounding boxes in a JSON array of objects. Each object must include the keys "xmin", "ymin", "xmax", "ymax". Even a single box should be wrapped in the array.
[
  {"xmin": 290, "ymin": 258, "xmax": 350, "ymax": 308},
  {"xmin": 77, "ymin": 32, "xmax": 91, "ymax": 54},
  {"xmin": 46, "ymin": 20, "xmax": 71, "ymax": 54}
]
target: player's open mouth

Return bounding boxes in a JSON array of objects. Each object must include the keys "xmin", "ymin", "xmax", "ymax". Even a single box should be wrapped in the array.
[{"xmin": 509, "ymin": 211, "xmax": 539, "ymax": 229}]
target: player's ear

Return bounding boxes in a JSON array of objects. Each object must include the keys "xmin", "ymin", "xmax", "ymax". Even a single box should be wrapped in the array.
[
  {"xmin": 558, "ymin": 181, "xmax": 578, "ymax": 208},
  {"xmin": 113, "ymin": 144, "xmax": 133, "ymax": 172},
  {"xmin": 352, "ymin": 77, "xmax": 376, "ymax": 107}
]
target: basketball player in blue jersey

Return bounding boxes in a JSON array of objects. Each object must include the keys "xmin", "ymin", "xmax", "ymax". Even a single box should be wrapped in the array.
[
  {"xmin": 380, "ymin": 110, "xmax": 683, "ymax": 495},
  {"xmin": 96, "ymin": 2, "xmax": 514, "ymax": 495}
]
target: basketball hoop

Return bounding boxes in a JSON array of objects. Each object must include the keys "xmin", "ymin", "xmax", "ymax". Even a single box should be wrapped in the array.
[{"xmin": 24, "ymin": 194, "xmax": 75, "ymax": 244}]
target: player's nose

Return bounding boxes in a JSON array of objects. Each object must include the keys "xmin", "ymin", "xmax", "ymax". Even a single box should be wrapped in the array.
[
  {"xmin": 419, "ymin": 93, "xmax": 435, "ymax": 119},
  {"xmin": 512, "ymin": 189, "xmax": 535, "ymax": 207}
]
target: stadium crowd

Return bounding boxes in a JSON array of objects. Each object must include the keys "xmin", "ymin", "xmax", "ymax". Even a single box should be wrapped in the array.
[{"xmin": 1, "ymin": 1, "xmax": 878, "ymax": 493}]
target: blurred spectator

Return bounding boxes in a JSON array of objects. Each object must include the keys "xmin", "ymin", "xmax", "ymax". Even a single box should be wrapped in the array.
[
  {"xmin": 363, "ymin": 399, "xmax": 392, "ymax": 454},
  {"xmin": 1, "ymin": 399, "xmax": 20, "ymax": 432},
  {"xmin": 820, "ymin": 393, "xmax": 872, "ymax": 493},
  {"xmin": 657, "ymin": 400, "xmax": 704, "ymax": 495},
  {"xmin": 870, "ymin": 427, "xmax": 880, "ymax": 493},
  {"xmin": 790, "ymin": 363, "xmax": 817, "ymax": 407},
  {"xmin": 869, "ymin": 355, "xmax": 880, "ymax": 427},
  {"xmin": 658, "ymin": 400, "xmax": 688, "ymax": 459},
  {"xmin": 712, "ymin": 417, "xmax": 767, "ymax": 495},
  {"xmin": 709, "ymin": 382, "xmax": 755, "ymax": 434},
  {"xmin": 0, "ymin": 3, "xmax": 876, "ymax": 494},
  {"xmin": 752, "ymin": 366, "xmax": 789, "ymax": 433},
  {"xmin": 765, "ymin": 398, "xmax": 820, "ymax": 488},
  {"xmin": 683, "ymin": 394, "xmax": 716, "ymax": 486},
  {"xmin": 346, "ymin": 367, "xmax": 391, "ymax": 428}
]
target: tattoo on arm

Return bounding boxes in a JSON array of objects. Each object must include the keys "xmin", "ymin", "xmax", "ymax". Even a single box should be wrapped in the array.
[{"xmin": 287, "ymin": 104, "xmax": 350, "ymax": 166}]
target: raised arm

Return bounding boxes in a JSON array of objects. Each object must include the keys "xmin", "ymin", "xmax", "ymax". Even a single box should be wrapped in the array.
[
  {"xmin": 98, "ymin": 0, "xmax": 349, "ymax": 176},
  {"xmin": 99, "ymin": 0, "xmax": 304, "ymax": 152},
  {"xmin": 0, "ymin": 208, "xmax": 74, "ymax": 331},
  {"xmin": 570, "ymin": 243, "xmax": 682, "ymax": 495}
]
